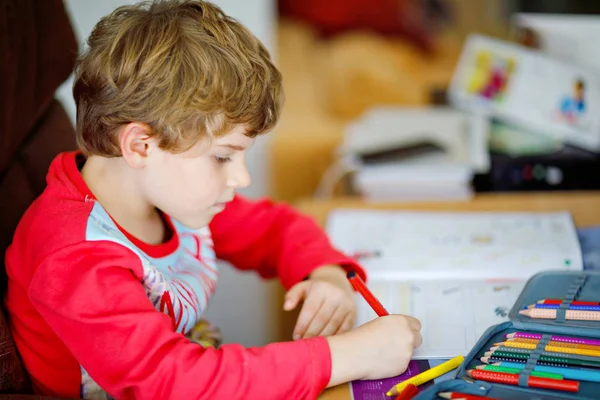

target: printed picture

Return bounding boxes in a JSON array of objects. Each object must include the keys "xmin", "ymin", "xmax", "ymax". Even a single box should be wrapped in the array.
[
  {"xmin": 557, "ymin": 78, "xmax": 586, "ymax": 125},
  {"xmin": 465, "ymin": 50, "xmax": 517, "ymax": 103}
]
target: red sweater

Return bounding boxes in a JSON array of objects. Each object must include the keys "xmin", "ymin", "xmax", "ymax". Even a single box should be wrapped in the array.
[{"xmin": 5, "ymin": 151, "xmax": 364, "ymax": 399}]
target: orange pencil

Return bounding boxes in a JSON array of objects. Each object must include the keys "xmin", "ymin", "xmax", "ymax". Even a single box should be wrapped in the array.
[
  {"xmin": 495, "ymin": 340, "xmax": 600, "ymax": 357},
  {"xmin": 506, "ymin": 337, "xmax": 600, "ymax": 352},
  {"xmin": 519, "ymin": 308, "xmax": 600, "ymax": 321},
  {"xmin": 347, "ymin": 271, "xmax": 388, "ymax": 316}
]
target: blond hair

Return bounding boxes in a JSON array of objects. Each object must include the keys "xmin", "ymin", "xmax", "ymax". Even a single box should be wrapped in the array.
[{"xmin": 73, "ymin": 0, "xmax": 283, "ymax": 156}]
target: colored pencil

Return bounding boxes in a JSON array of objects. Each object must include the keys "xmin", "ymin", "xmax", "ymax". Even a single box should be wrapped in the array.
[
  {"xmin": 505, "ymin": 337, "xmax": 600, "ymax": 352},
  {"xmin": 529, "ymin": 303, "xmax": 600, "ymax": 311},
  {"xmin": 466, "ymin": 370, "xmax": 579, "ymax": 392},
  {"xmin": 485, "ymin": 348, "xmax": 600, "ymax": 365},
  {"xmin": 437, "ymin": 392, "xmax": 497, "ymax": 399},
  {"xmin": 494, "ymin": 340, "xmax": 600, "ymax": 357},
  {"xmin": 487, "ymin": 346, "xmax": 600, "ymax": 362},
  {"xmin": 347, "ymin": 271, "xmax": 388, "ymax": 316},
  {"xmin": 506, "ymin": 332, "xmax": 600, "ymax": 347},
  {"xmin": 492, "ymin": 361, "xmax": 600, "ymax": 383},
  {"xmin": 537, "ymin": 299, "xmax": 600, "ymax": 306},
  {"xmin": 481, "ymin": 354, "xmax": 600, "ymax": 369},
  {"xmin": 386, "ymin": 355, "xmax": 464, "ymax": 396},
  {"xmin": 394, "ymin": 384, "xmax": 418, "ymax": 400},
  {"xmin": 519, "ymin": 308, "xmax": 600, "ymax": 321},
  {"xmin": 475, "ymin": 364, "xmax": 563, "ymax": 380},
  {"xmin": 482, "ymin": 355, "xmax": 576, "ymax": 368}
]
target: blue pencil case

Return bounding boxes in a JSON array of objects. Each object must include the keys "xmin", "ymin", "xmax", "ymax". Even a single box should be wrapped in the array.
[{"xmin": 413, "ymin": 270, "xmax": 600, "ymax": 400}]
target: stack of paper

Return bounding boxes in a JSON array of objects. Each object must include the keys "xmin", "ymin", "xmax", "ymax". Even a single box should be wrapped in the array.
[
  {"xmin": 339, "ymin": 107, "xmax": 490, "ymax": 202},
  {"xmin": 354, "ymin": 163, "xmax": 474, "ymax": 202}
]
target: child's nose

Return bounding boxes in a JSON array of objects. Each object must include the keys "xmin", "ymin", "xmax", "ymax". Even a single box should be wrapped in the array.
[{"xmin": 227, "ymin": 162, "xmax": 251, "ymax": 189}]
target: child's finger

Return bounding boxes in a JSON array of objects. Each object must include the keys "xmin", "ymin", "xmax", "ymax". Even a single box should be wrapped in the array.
[
  {"xmin": 283, "ymin": 281, "xmax": 310, "ymax": 311},
  {"xmin": 406, "ymin": 316, "xmax": 422, "ymax": 331},
  {"xmin": 316, "ymin": 306, "xmax": 347, "ymax": 337},
  {"xmin": 413, "ymin": 330, "xmax": 423, "ymax": 348},
  {"xmin": 335, "ymin": 310, "xmax": 355, "ymax": 335},
  {"xmin": 293, "ymin": 292, "xmax": 326, "ymax": 340},
  {"xmin": 302, "ymin": 300, "xmax": 336, "ymax": 339}
]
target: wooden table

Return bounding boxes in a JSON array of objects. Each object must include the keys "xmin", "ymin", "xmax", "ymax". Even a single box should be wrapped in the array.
[{"xmin": 297, "ymin": 192, "xmax": 600, "ymax": 399}]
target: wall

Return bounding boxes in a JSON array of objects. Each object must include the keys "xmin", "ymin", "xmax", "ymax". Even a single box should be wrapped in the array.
[{"xmin": 58, "ymin": 0, "xmax": 280, "ymax": 347}]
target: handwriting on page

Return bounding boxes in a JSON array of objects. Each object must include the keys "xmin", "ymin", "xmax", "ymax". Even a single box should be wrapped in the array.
[
  {"xmin": 327, "ymin": 210, "xmax": 582, "ymax": 280},
  {"xmin": 355, "ymin": 280, "xmax": 526, "ymax": 359}
]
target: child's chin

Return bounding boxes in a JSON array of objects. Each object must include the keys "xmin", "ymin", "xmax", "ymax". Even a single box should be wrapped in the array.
[{"xmin": 179, "ymin": 213, "xmax": 213, "ymax": 230}]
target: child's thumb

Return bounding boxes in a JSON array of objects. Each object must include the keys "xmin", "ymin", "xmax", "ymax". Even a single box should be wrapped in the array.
[{"xmin": 283, "ymin": 282, "xmax": 309, "ymax": 311}]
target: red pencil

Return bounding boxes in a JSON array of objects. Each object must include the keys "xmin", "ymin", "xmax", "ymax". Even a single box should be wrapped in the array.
[
  {"xmin": 394, "ymin": 383, "xmax": 418, "ymax": 400},
  {"xmin": 467, "ymin": 369, "xmax": 579, "ymax": 392},
  {"xmin": 538, "ymin": 299, "xmax": 599, "ymax": 306},
  {"xmin": 437, "ymin": 392, "xmax": 498, "ymax": 400},
  {"xmin": 347, "ymin": 271, "xmax": 388, "ymax": 316}
]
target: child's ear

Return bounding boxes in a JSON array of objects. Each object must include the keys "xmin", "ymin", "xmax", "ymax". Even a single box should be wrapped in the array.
[{"xmin": 118, "ymin": 122, "xmax": 155, "ymax": 168}]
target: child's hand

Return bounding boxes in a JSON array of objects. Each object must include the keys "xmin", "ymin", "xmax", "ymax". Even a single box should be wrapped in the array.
[
  {"xmin": 283, "ymin": 265, "xmax": 356, "ymax": 340},
  {"xmin": 326, "ymin": 315, "xmax": 423, "ymax": 386}
]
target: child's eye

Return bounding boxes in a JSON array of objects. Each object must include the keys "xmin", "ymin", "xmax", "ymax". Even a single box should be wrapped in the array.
[{"xmin": 215, "ymin": 156, "xmax": 232, "ymax": 164}]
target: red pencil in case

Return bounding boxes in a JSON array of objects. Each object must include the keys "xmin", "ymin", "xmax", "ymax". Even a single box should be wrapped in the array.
[
  {"xmin": 437, "ymin": 392, "xmax": 498, "ymax": 400},
  {"xmin": 394, "ymin": 383, "xmax": 418, "ymax": 400},
  {"xmin": 347, "ymin": 271, "xmax": 388, "ymax": 317},
  {"xmin": 538, "ymin": 299, "xmax": 600, "ymax": 306},
  {"xmin": 466, "ymin": 369, "xmax": 579, "ymax": 393}
]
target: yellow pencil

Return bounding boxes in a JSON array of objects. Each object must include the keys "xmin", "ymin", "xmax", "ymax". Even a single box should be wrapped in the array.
[
  {"xmin": 495, "ymin": 341, "xmax": 600, "ymax": 358},
  {"xmin": 385, "ymin": 355, "xmax": 464, "ymax": 397},
  {"xmin": 506, "ymin": 337, "xmax": 600, "ymax": 352}
]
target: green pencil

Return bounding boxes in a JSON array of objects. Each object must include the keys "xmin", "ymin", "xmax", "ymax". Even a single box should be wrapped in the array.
[
  {"xmin": 487, "ymin": 346, "xmax": 600, "ymax": 362},
  {"xmin": 484, "ymin": 350, "xmax": 600, "ymax": 368},
  {"xmin": 475, "ymin": 364, "xmax": 563, "ymax": 380}
]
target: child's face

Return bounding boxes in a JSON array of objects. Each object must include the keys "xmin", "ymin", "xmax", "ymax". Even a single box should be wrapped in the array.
[{"xmin": 141, "ymin": 124, "xmax": 253, "ymax": 229}]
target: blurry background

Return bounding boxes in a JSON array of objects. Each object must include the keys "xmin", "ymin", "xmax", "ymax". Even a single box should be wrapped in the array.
[{"xmin": 54, "ymin": 0, "xmax": 600, "ymax": 346}]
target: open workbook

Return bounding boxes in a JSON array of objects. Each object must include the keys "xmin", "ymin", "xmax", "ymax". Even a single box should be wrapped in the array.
[{"xmin": 326, "ymin": 209, "xmax": 583, "ymax": 359}]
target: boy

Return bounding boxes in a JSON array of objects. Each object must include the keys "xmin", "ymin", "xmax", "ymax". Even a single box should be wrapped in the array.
[{"xmin": 4, "ymin": 1, "xmax": 422, "ymax": 399}]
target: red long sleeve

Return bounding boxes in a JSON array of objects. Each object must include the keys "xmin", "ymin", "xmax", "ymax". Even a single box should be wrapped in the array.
[
  {"xmin": 28, "ymin": 241, "xmax": 332, "ymax": 399},
  {"xmin": 5, "ymin": 152, "xmax": 340, "ymax": 399},
  {"xmin": 210, "ymin": 195, "xmax": 366, "ymax": 289}
]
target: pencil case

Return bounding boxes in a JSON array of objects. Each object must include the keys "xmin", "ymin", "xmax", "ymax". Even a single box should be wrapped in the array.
[{"xmin": 413, "ymin": 270, "xmax": 600, "ymax": 400}]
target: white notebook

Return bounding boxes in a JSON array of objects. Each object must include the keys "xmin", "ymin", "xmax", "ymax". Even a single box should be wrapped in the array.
[{"xmin": 326, "ymin": 209, "xmax": 583, "ymax": 358}]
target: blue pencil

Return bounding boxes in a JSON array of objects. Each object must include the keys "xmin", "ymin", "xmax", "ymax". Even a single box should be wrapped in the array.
[
  {"xmin": 531, "ymin": 303, "xmax": 600, "ymax": 312},
  {"xmin": 494, "ymin": 361, "xmax": 600, "ymax": 383}
]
